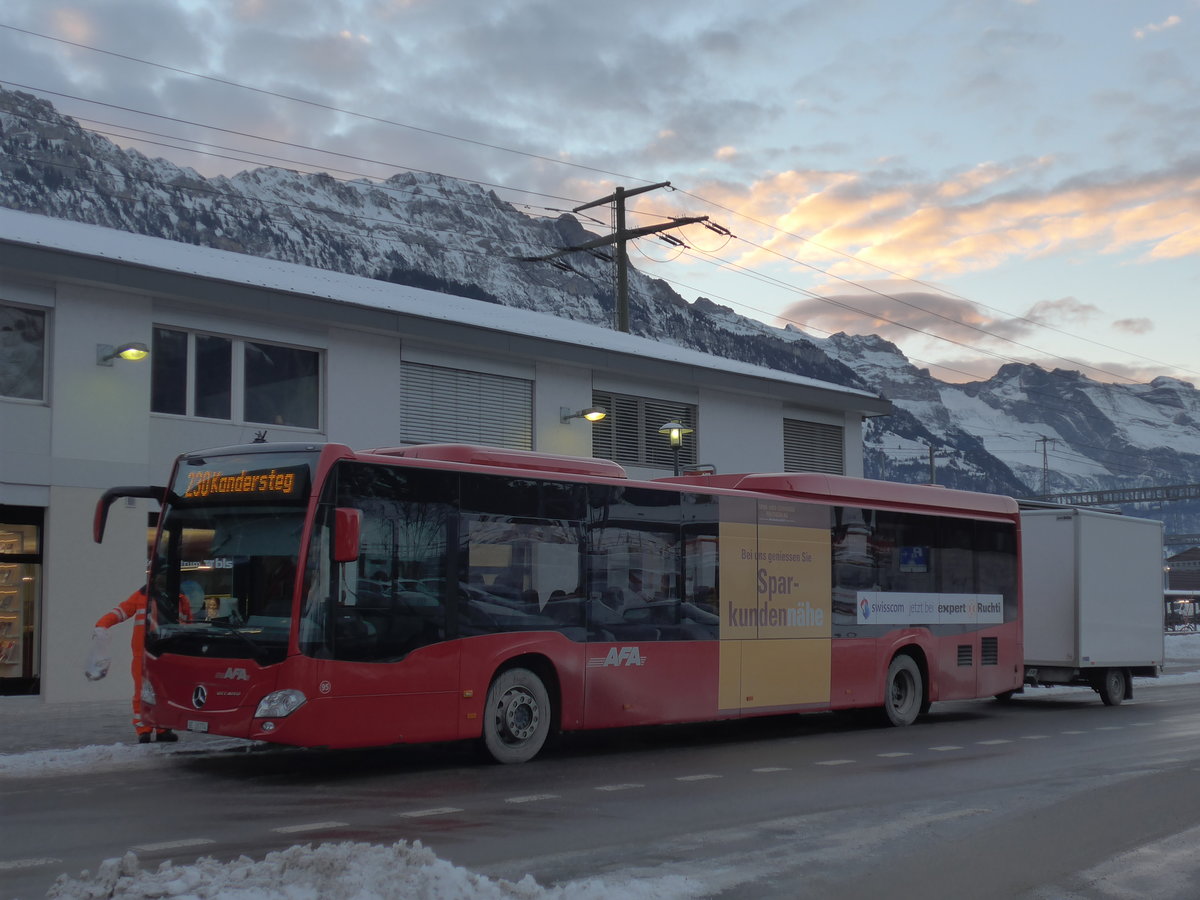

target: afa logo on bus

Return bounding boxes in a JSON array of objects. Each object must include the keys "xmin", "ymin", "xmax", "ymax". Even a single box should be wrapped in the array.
[{"xmin": 587, "ymin": 646, "xmax": 647, "ymax": 667}]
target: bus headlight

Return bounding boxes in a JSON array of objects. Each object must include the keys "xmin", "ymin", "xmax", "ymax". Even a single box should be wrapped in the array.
[
  {"xmin": 141, "ymin": 680, "xmax": 156, "ymax": 706},
  {"xmin": 255, "ymin": 689, "xmax": 307, "ymax": 719}
]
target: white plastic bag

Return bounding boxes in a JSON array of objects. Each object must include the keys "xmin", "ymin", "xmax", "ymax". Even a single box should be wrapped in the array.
[{"xmin": 85, "ymin": 626, "xmax": 113, "ymax": 681}]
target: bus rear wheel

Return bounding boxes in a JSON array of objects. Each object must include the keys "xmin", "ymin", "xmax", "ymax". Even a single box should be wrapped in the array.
[
  {"xmin": 883, "ymin": 655, "xmax": 923, "ymax": 727},
  {"xmin": 482, "ymin": 667, "xmax": 551, "ymax": 764}
]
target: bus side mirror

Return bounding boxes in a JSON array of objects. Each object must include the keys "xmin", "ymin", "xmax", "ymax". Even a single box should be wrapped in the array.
[
  {"xmin": 94, "ymin": 486, "xmax": 168, "ymax": 543},
  {"xmin": 333, "ymin": 507, "xmax": 362, "ymax": 564}
]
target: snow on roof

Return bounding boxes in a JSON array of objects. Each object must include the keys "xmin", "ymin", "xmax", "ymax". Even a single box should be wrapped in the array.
[{"xmin": 0, "ymin": 208, "xmax": 882, "ymax": 402}]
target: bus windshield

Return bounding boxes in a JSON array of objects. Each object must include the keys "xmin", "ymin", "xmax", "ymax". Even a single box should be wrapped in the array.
[{"xmin": 145, "ymin": 451, "xmax": 316, "ymax": 664}]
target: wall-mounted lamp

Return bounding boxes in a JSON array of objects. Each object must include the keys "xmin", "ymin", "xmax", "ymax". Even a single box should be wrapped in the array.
[
  {"xmin": 658, "ymin": 420, "xmax": 695, "ymax": 476},
  {"xmin": 561, "ymin": 406, "xmax": 607, "ymax": 424},
  {"xmin": 97, "ymin": 342, "xmax": 150, "ymax": 366}
]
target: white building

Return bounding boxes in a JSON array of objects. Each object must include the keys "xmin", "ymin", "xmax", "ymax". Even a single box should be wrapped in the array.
[{"xmin": 0, "ymin": 208, "xmax": 890, "ymax": 703}]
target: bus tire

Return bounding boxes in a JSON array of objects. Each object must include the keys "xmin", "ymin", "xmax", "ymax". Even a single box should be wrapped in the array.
[
  {"xmin": 1097, "ymin": 668, "xmax": 1128, "ymax": 707},
  {"xmin": 883, "ymin": 655, "xmax": 923, "ymax": 727},
  {"xmin": 482, "ymin": 667, "xmax": 551, "ymax": 764}
]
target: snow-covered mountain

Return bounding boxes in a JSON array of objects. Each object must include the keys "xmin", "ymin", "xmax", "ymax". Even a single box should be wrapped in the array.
[{"xmin": 4, "ymin": 86, "xmax": 1200, "ymax": 523}]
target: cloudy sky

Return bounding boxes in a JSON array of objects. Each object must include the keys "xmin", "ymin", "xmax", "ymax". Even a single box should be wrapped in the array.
[{"xmin": 1, "ymin": 0, "xmax": 1198, "ymax": 384}]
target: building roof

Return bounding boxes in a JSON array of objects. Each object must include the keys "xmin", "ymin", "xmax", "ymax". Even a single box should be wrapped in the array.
[{"xmin": 0, "ymin": 208, "xmax": 890, "ymax": 417}]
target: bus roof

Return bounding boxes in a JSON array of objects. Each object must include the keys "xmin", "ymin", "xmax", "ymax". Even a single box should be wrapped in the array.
[
  {"xmin": 364, "ymin": 444, "xmax": 629, "ymax": 480},
  {"xmin": 179, "ymin": 442, "xmax": 1016, "ymax": 518},
  {"xmin": 664, "ymin": 471, "xmax": 1019, "ymax": 517}
]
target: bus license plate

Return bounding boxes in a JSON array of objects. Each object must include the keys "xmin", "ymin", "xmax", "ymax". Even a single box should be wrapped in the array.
[{"xmin": 187, "ymin": 720, "xmax": 209, "ymax": 733}]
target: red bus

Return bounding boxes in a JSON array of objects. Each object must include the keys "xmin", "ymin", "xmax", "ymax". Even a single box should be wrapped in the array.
[{"xmin": 94, "ymin": 441, "xmax": 1022, "ymax": 763}]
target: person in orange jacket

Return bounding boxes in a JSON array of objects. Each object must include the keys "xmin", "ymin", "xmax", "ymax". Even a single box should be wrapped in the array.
[{"xmin": 88, "ymin": 585, "xmax": 192, "ymax": 743}]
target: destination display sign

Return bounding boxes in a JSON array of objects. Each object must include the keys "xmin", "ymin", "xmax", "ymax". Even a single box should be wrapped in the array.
[{"xmin": 173, "ymin": 457, "xmax": 312, "ymax": 504}]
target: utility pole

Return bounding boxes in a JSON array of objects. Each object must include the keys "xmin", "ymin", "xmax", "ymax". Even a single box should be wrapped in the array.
[
  {"xmin": 1035, "ymin": 436, "xmax": 1057, "ymax": 495},
  {"xmin": 574, "ymin": 183, "xmax": 677, "ymax": 333},
  {"xmin": 516, "ymin": 182, "xmax": 708, "ymax": 333}
]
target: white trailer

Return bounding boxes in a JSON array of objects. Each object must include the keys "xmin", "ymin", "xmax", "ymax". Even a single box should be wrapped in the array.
[{"xmin": 1018, "ymin": 507, "xmax": 1164, "ymax": 705}]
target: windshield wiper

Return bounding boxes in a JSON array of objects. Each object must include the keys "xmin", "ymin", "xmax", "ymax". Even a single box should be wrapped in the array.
[{"xmin": 203, "ymin": 622, "xmax": 269, "ymax": 661}]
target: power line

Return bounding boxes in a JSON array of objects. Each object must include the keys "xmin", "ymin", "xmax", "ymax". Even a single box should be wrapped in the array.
[
  {"xmin": 0, "ymin": 24, "xmax": 649, "ymax": 185},
  {"xmin": 1, "ymin": 149, "xmax": 570, "ymax": 264},
  {"xmin": 2, "ymin": 42, "xmax": 1190, "ymax": 494},
  {"xmin": 7, "ymin": 19, "xmax": 1195, "ymax": 382},
  {"xmin": 4, "ymin": 37, "xmax": 1195, "ymax": 408},
  {"xmin": 669, "ymin": 186, "xmax": 1200, "ymax": 383},
  {"xmin": 5, "ymin": 154, "xmax": 1187, "ymax": 488},
  {"xmin": 668, "ymin": 241, "xmax": 1081, "ymax": 378},
  {"xmin": 627, "ymin": 213, "xmax": 1199, "ymax": 387},
  {"xmin": 5, "ymin": 46, "xmax": 1194, "ymax": 385},
  {"xmin": 6, "ymin": 123, "xmax": 1180, "ymax": 479},
  {"xmin": 0, "ymin": 81, "xmax": 593, "ymax": 214},
  {"xmin": 648, "ymin": 265, "xmax": 1200, "ymax": 474},
  {"xmin": 688, "ymin": 230, "xmax": 1160, "ymax": 385}
]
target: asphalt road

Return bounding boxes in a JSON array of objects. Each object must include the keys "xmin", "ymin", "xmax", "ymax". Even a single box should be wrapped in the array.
[{"xmin": 5, "ymin": 683, "xmax": 1200, "ymax": 899}]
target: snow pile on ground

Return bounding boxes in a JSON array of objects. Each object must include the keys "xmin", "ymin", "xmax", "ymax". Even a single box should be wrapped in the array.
[
  {"xmin": 0, "ymin": 742, "xmax": 153, "ymax": 777},
  {"xmin": 0, "ymin": 738, "xmax": 251, "ymax": 778},
  {"xmin": 44, "ymin": 840, "xmax": 697, "ymax": 900},
  {"xmin": 1164, "ymin": 632, "xmax": 1200, "ymax": 661}
]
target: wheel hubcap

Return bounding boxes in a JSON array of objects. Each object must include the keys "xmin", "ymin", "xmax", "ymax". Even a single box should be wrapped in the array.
[{"xmin": 500, "ymin": 688, "xmax": 539, "ymax": 742}]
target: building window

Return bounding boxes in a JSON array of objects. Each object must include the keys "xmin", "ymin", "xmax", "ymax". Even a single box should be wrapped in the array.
[
  {"xmin": 784, "ymin": 418, "xmax": 844, "ymax": 474},
  {"xmin": 399, "ymin": 362, "xmax": 532, "ymax": 450},
  {"xmin": 0, "ymin": 304, "xmax": 46, "ymax": 402},
  {"xmin": 151, "ymin": 327, "xmax": 320, "ymax": 428},
  {"xmin": 591, "ymin": 390, "xmax": 697, "ymax": 470},
  {"xmin": 244, "ymin": 341, "xmax": 320, "ymax": 428}
]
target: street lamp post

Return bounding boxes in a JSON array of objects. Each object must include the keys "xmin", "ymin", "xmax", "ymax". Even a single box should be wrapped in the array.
[{"xmin": 658, "ymin": 421, "xmax": 694, "ymax": 476}]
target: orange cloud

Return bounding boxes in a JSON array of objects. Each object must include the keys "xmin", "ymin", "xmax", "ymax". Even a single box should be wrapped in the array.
[
  {"xmin": 680, "ymin": 161, "xmax": 1200, "ymax": 283},
  {"xmin": 51, "ymin": 9, "xmax": 94, "ymax": 43}
]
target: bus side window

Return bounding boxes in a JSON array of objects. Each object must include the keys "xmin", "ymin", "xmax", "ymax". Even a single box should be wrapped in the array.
[
  {"xmin": 321, "ymin": 461, "xmax": 455, "ymax": 662},
  {"xmin": 587, "ymin": 486, "xmax": 681, "ymax": 643}
]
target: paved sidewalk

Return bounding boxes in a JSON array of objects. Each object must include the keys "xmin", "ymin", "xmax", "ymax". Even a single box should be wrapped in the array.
[{"xmin": 0, "ymin": 695, "xmax": 233, "ymax": 755}]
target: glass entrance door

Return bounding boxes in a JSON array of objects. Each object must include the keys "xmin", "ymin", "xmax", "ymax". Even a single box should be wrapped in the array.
[{"xmin": 0, "ymin": 510, "xmax": 42, "ymax": 695}]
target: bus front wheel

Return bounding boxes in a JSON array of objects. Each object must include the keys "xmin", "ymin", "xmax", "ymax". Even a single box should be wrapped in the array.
[
  {"xmin": 482, "ymin": 667, "xmax": 551, "ymax": 764},
  {"xmin": 883, "ymin": 655, "xmax": 923, "ymax": 727}
]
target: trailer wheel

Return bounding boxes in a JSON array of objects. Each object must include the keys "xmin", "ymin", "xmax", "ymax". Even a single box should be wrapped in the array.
[
  {"xmin": 482, "ymin": 667, "xmax": 551, "ymax": 764},
  {"xmin": 883, "ymin": 655, "xmax": 923, "ymax": 727},
  {"xmin": 1097, "ymin": 668, "xmax": 1129, "ymax": 707}
]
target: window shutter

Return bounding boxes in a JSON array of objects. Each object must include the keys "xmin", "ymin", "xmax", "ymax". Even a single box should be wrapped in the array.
[
  {"xmin": 401, "ymin": 362, "xmax": 532, "ymax": 450},
  {"xmin": 591, "ymin": 390, "xmax": 697, "ymax": 468},
  {"xmin": 783, "ymin": 419, "xmax": 844, "ymax": 474}
]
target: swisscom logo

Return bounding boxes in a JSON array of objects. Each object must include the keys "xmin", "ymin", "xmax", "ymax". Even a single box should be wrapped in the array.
[{"xmin": 859, "ymin": 596, "xmax": 871, "ymax": 620}]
